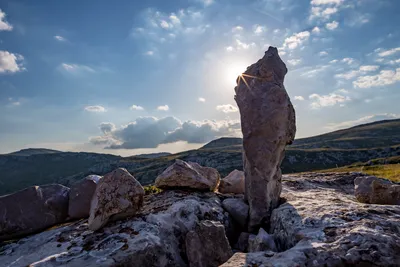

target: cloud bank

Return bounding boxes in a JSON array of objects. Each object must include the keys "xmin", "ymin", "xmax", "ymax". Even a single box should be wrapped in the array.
[{"xmin": 89, "ymin": 116, "xmax": 241, "ymax": 149}]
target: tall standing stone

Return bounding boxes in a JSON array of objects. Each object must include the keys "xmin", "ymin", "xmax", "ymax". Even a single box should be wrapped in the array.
[{"xmin": 234, "ymin": 46, "xmax": 296, "ymax": 232}]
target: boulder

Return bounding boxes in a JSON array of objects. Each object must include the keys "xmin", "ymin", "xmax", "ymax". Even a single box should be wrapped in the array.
[
  {"xmin": 248, "ymin": 228, "xmax": 277, "ymax": 252},
  {"xmin": 0, "ymin": 190, "xmax": 231, "ymax": 267},
  {"xmin": 68, "ymin": 175, "xmax": 102, "ymax": 219},
  {"xmin": 155, "ymin": 159, "xmax": 220, "ymax": 192},
  {"xmin": 219, "ymin": 169, "xmax": 245, "ymax": 194},
  {"xmin": 185, "ymin": 220, "xmax": 233, "ymax": 267},
  {"xmin": 0, "ymin": 184, "xmax": 69, "ymax": 241},
  {"xmin": 355, "ymin": 176, "xmax": 400, "ymax": 205},
  {"xmin": 88, "ymin": 168, "xmax": 144, "ymax": 231},
  {"xmin": 222, "ymin": 198, "xmax": 249, "ymax": 229},
  {"xmin": 234, "ymin": 46, "xmax": 296, "ymax": 231},
  {"xmin": 235, "ymin": 232, "xmax": 251, "ymax": 252}
]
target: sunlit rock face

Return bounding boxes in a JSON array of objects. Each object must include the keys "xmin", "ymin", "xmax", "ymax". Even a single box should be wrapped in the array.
[{"xmin": 234, "ymin": 46, "xmax": 296, "ymax": 232}]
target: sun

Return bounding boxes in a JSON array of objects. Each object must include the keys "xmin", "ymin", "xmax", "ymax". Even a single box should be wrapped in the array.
[{"xmin": 226, "ymin": 63, "xmax": 247, "ymax": 86}]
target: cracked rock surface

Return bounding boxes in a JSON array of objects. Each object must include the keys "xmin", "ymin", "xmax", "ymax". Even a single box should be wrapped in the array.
[{"xmin": 222, "ymin": 172, "xmax": 400, "ymax": 267}]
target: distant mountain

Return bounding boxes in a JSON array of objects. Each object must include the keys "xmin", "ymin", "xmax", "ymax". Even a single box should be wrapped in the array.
[
  {"xmin": 0, "ymin": 119, "xmax": 399, "ymax": 195},
  {"xmin": 131, "ymin": 152, "xmax": 172, "ymax": 159},
  {"xmin": 6, "ymin": 148, "xmax": 62, "ymax": 157}
]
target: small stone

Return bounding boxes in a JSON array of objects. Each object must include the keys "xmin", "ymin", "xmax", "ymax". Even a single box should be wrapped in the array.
[
  {"xmin": 248, "ymin": 228, "xmax": 277, "ymax": 252},
  {"xmin": 186, "ymin": 220, "xmax": 233, "ymax": 267},
  {"xmin": 219, "ymin": 170, "xmax": 245, "ymax": 194},
  {"xmin": 264, "ymin": 251, "xmax": 275, "ymax": 257},
  {"xmin": 222, "ymin": 198, "xmax": 249, "ymax": 229}
]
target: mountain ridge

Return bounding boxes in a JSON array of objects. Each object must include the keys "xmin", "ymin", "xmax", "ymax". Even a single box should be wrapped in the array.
[{"xmin": 0, "ymin": 118, "xmax": 399, "ymax": 195}]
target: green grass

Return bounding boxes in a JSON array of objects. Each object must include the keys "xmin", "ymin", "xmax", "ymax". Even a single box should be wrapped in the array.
[{"xmin": 319, "ymin": 164, "xmax": 400, "ymax": 182}]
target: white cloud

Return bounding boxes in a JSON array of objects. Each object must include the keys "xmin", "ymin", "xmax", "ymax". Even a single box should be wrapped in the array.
[
  {"xmin": 130, "ymin": 105, "xmax": 144, "ymax": 111},
  {"xmin": 319, "ymin": 51, "xmax": 328, "ymax": 56},
  {"xmin": 312, "ymin": 27, "xmax": 321, "ymax": 34},
  {"xmin": 216, "ymin": 104, "xmax": 238, "ymax": 113},
  {"xmin": 0, "ymin": 9, "xmax": 12, "ymax": 31},
  {"xmin": 160, "ymin": 20, "xmax": 171, "ymax": 29},
  {"xmin": 157, "ymin": 105, "xmax": 169, "ymax": 111},
  {"xmin": 335, "ymin": 65, "xmax": 379, "ymax": 80},
  {"xmin": 283, "ymin": 31, "xmax": 310, "ymax": 50},
  {"xmin": 225, "ymin": 46, "xmax": 234, "ymax": 52},
  {"xmin": 84, "ymin": 106, "xmax": 107, "ymax": 112},
  {"xmin": 169, "ymin": 14, "xmax": 181, "ymax": 25},
  {"xmin": 132, "ymin": 8, "xmax": 209, "ymax": 42},
  {"xmin": 235, "ymin": 39, "xmax": 255, "ymax": 50},
  {"xmin": 145, "ymin": 50, "xmax": 154, "ymax": 56},
  {"xmin": 309, "ymin": 93, "xmax": 351, "ymax": 109},
  {"xmin": 90, "ymin": 116, "xmax": 240, "ymax": 149},
  {"xmin": 311, "ymin": 0, "xmax": 343, "ymax": 5},
  {"xmin": 253, "ymin": 24, "xmax": 266, "ymax": 35},
  {"xmin": 310, "ymin": 6, "xmax": 338, "ymax": 20},
  {"xmin": 359, "ymin": 65, "xmax": 379, "ymax": 72},
  {"xmin": 341, "ymin": 57, "xmax": 355, "ymax": 65},
  {"xmin": 193, "ymin": 0, "xmax": 214, "ymax": 6},
  {"xmin": 325, "ymin": 113, "xmax": 400, "ymax": 130},
  {"xmin": 198, "ymin": 97, "xmax": 206, "ymax": 102},
  {"xmin": 0, "ymin": 51, "xmax": 24, "ymax": 73},
  {"xmin": 60, "ymin": 63, "xmax": 95, "ymax": 74},
  {"xmin": 326, "ymin": 21, "xmax": 339, "ymax": 30},
  {"xmin": 336, "ymin": 88, "xmax": 349, "ymax": 94},
  {"xmin": 232, "ymin": 26, "xmax": 244, "ymax": 32},
  {"xmin": 353, "ymin": 68, "xmax": 400, "ymax": 88},
  {"xmin": 294, "ymin": 96, "xmax": 305, "ymax": 101},
  {"xmin": 388, "ymin": 59, "xmax": 400, "ymax": 65},
  {"xmin": 335, "ymin": 70, "xmax": 360, "ymax": 80},
  {"xmin": 378, "ymin": 47, "xmax": 400, "ymax": 57},
  {"xmin": 287, "ymin": 59, "xmax": 302, "ymax": 66},
  {"xmin": 54, "ymin": 35, "xmax": 66, "ymax": 42}
]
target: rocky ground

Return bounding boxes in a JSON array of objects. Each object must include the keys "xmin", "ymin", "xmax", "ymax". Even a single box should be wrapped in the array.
[{"xmin": 1, "ymin": 172, "xmax": 399, "ymax": 267}]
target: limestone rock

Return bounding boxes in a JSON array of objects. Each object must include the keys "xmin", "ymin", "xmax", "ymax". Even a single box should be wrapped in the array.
[
  {"xmin": 155, "ymin": 159, "xmax": 220, "ymax": 191},
  {"xmin": 355, "ymin": 176, "xmax": 400, "ymax": 205},
  {"xmin": 222, "ymin": 172, "xmax": 400, "ymax": 266},
  {"xmin": 88, "ymin": 168, "xmax": 144, "ymax": 231},
  {"xmin": 234, "ymin": 46, "xmax": 296, "ymax": 231},
  {"xmin": 235, "ymin": 232, "xmax": 251, "ymax": 252},
  {"xmin": 248, "ymin": 228, "xmax": 277, "ymax": 252},
  {"xmin": 219, "ymin": 169, "xmax": 245, "ymax": 194},
  {"xmin": 0, "ymin": 190, "xmax": 231, "ymax": 267},
  {"xmin": 222, "ymin": 198, "xmax": 248, "ymax": 229},
  {"xmin": 0, "ymin": 184, "xmax": 69, "ymax": 241},
  {"xmin": 68, "ymin": 175, "xmax": 102, "ymax": 219},
  {"xmin": 185, "ymin": 220, "xmax": 233, "ymax": 267}
]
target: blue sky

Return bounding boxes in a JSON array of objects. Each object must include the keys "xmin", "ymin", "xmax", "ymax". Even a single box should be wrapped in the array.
[{"xmin": 1, "ymin": 0, "xmax": 400, "ymax": 156}]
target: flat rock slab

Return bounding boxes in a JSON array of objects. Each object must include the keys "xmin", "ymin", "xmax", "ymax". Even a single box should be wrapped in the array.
[
  {"xmin": 222, "ymin": 172, "xmax": 400, "ymax": 267},
  {"xmin": 0, "ymin": 191, "xmax": 231, "ymax": 267},
  {"xmin": 0, "ymin": 184, "xmax": 69, "ymax": 241}
]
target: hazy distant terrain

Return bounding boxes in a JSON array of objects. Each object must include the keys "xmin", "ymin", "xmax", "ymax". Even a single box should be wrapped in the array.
[{"xmin": 0, "ymin": 119, "xmax": 399, "ymax": 195}]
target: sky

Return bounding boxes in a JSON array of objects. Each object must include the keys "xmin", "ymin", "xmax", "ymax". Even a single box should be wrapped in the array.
[{"xmin": 0, "ymin": 0, "xmax": 400, "ymax": 156}]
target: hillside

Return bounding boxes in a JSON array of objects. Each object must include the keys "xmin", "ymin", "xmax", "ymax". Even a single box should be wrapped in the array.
[
  {"xmin": 0, "ymin": 119, "xmax": 399, "ymax": 195},
  {"xmin": 6, "ymin": 148, "xmax": 61, "ymax": 156}
]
